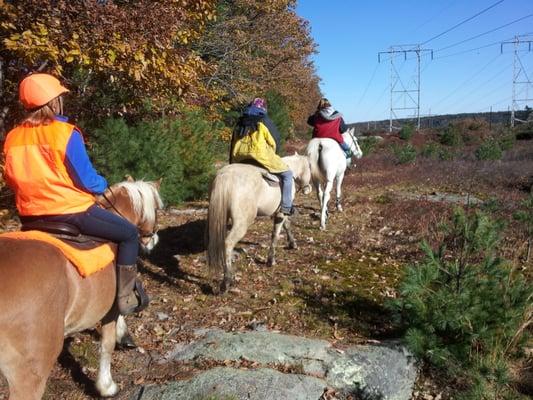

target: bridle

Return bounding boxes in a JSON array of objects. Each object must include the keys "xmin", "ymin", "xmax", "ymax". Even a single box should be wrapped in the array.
[
  {"xmin": 100, "ymin": 188, "xmax": 159, "ymax": 243},
  {"xmin": 346, "ymin": 129, "xmax": 360, "ymax": 153}
]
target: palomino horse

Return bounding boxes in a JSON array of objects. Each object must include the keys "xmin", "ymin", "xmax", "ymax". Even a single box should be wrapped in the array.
[
  {"xmin": 0, "ymin": 179, "xmax": 163, "ymax": 400},
  {"xmin": 207, "ymin": 154, "xmax": 312, "ymax": 292},
  {"xmin": 306, "ymin": 127, "xmax": 363, "ymax": 230}
]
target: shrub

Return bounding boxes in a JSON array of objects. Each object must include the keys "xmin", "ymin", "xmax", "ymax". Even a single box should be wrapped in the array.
[
  {"xmin": 440, "ymin": 124, "xmax": 462, "ymax": 147},
  {"xmin": 420, "ymin": 142, "xmax": 453, "ymax": 161},
  {"xmin": 390, "ymin": 208, "xmax": 532, "ymax": 398},
  {"xmin": 391, "ymin": 143, "xmax": 417, "ymax": 164},
  {"xmin": 399, "ymin": 123, "xmax": 414, "ymax": 141},
  {"xmin": 513, "ymin": 191, "xmax": 533, "ymax": 262},
  {"xmin": 359, "ymin": 136, "xmax": 381, "ymax": 156},
  {"xmin": 89, "ymin": 108, "xmax": 221, "ymax": 204},
  {"xmin": 475, "ymin": 138, "xmax": 502, "ymax": 161},
  {"xmin": 514, "ymin": 123, "xmax": 533, "ymax": 140},
  {"xmin": 497, "ymin": 131, "xmax": 516, "ymax": 151}
]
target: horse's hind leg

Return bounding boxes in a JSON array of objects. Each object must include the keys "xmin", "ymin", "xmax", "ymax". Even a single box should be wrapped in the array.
[
  {"xmin": 95, "ymin": 319, "xmax": 119, "ymax": 397},
  {"xmin": 320, "ymin": 180, "xmax": 334, "ymax": 230},
  {"xmin": 268, "ymin": 214, "xmax": 286, "ymax": 267},
  {"xmin": 0, "ymin": 327, "xmax": 63, "ymax": 400},
  {"xmin": 335, "ymin": 172, "xmax": 346, "ymax": 212},
  {"xmin": 221, "ymin": 219, "xmax": 249, "ymax": 292}
]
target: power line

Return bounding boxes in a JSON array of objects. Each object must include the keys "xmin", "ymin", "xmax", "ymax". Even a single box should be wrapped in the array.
[
  {"xmin": 434, "ymin": 40, "xmax": 503, "ymax": 59},
  {"xmin": 430, "ymin": 53, "xmax": 502, "ymax": 109},
  {"xmin": 356, "ymin": 63, "xmax": 380, "ymax": 106},
  {"xmin": 457, "ymin": 79, "xmax": 509, "ymax": 113},
  {"xmin": 435, "ymin": 13, "xmax": 533, "ymax": 53},
  {"xmin": 378, "ymin": 45, "xmax": 433, "ymax": 131},
  {"xmin": 409, "ymin": 0, "xmax": 459, "ymax": 35},
  {"xmin": 436, "ymin": 61, "xmax": 512, "ymax": 113},
  {"xmin": 421, "ymin": 0, "xmax": 505, "ymax": 45}
]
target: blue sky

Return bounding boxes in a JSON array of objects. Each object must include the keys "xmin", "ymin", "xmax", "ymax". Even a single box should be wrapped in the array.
[{"xmin": 296, "ymin": 0, "xmax": 533, "ymax": 123}]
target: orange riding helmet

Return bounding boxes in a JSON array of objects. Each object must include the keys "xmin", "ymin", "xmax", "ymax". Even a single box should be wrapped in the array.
[{"xmin": 19, "ymin": 73, "xmax": 69, "ymax": 110}]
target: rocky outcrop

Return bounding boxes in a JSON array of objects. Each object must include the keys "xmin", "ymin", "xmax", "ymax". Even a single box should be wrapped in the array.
[{"xmin": 134, "ymin": 329, "xmax": 417, "ymax": 400}]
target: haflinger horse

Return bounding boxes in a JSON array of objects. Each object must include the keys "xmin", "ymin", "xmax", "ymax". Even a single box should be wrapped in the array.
[
  {"xmin": 207, "ymin": 153, "xmax": 312, "ymax": 293},
  {"xmin": 306, "ymin": 127, "xmax": 363, "ymax": 230},
  {"xmin": 0, "ymin": 179, "xmax": 163, "ymax": 400}
]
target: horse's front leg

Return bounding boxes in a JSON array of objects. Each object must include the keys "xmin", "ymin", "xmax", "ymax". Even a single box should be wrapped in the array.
[
  {"xmin": 335, "ymin": 172, "xmax": 346, "ymax": 212},
  {"xmin": 115, "ymin": 314, "xmax": 136, "ymax": 349},
  {"xmin": 320, "ymin": 180, "xmax": 334, "ymax": 230},
  {"xmin": 95, "ymin": 319, "xmax": 119, "ymax": 397},
  {"xmin": 267, "ymin": 214, "xmax": 286, "ymax": 267}
]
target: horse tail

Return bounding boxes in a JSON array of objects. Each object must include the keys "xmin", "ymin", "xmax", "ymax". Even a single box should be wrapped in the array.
[
  {"xmin": 206, "ymin": 176, "xmax": 229, "ymax": 274},
  {"xmin": 306, "ymin": 139, "xmax": 326, "ymax": 184}
]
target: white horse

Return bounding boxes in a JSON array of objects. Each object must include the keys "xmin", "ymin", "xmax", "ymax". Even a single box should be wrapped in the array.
[
  {"xmin": 306, "ymin": 127, "xmax": 363, "ymax": 230},
  {"xmin": 206, "ymin": 154, "xmax": 312, "ymax": 293}
]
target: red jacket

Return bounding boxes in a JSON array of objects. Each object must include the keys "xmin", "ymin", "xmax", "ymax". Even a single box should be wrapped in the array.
[{"xmin": 308, "ymin": 110, "xmax": 347, "ymax": 144}]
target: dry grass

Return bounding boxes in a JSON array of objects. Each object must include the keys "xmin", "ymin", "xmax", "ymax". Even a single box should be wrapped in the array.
[{"xmin": 0, "ymin": 125, "xmax": 532, "ymax": 399}]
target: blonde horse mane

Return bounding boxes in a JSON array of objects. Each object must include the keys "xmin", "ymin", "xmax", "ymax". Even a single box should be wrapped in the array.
[{"xmin": 114, "ymin": 181, "xmax": 164, "ymax": 227}]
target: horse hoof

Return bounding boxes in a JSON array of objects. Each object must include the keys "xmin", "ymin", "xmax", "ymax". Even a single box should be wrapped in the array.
[
  {"xmin": 267, "ymin": 258, "xmax": 276, "ymax": 267},
  {"xmin": 288, "ymin": 242, "xmax": 297, "ymax": 250},
  {"xmin": 117, "ymin": 332, "xmax": 137, "ymax": 350},
  {"xmin": 96, "ymin": 380, "xmax": 119, "ymax": 398},
  {"xmin": 219, "ymin": 280, "xmax": 233, "ymax": 294}
]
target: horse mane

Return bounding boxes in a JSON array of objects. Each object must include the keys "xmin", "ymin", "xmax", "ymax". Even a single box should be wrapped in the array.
[{"xmin": 115, "ymin": 181, "xmax": 164, "ymax": 226}]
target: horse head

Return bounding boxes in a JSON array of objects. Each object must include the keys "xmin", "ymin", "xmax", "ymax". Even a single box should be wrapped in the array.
[
  {"xmin": 343, "ymin": 128, "xmax": 363, "ymax": 159},
  {"xmin": 98, "ymin": 179, "xmax": 164, "ymax": 252}
]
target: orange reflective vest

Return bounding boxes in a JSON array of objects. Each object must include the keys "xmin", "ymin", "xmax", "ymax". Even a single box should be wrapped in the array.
[{"xmin": 3, "ymin": 120, "xmax": 96, "ymax": 216}]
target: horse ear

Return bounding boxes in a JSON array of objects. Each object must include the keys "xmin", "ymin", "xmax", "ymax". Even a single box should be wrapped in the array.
[
  {"xmin": 125, "ymin": 174, "xmax": 134, "ymax": 182},
  {"xmin": 294, "ymin": 151, "xmax": 298, "ymax": 156},
  {"xmin": 153, "ymin": 177, "xmax": 163, "ymax": 189}
]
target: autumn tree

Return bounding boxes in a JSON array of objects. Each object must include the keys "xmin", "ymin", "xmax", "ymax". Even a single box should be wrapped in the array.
[
  {"xmin": 195, "ymin": 0, "xmax": 321, "ymax": 134},
  {"xmin": 0, "ymin": 0, "xmax": 217, "ymax": 132}
]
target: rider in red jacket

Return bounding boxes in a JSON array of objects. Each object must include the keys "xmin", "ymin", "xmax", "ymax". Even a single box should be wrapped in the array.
[{"xmin": 307, "ymin": 98, "xmax": 352, "ymax": 158}]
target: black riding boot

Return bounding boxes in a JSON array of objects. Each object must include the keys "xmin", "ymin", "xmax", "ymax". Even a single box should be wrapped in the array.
[{"xmin": 116, "ymin": 264, "xmax": 150, "ymax": 315}]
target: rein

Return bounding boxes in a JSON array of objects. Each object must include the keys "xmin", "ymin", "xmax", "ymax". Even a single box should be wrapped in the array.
[
  {"xmin": 101, "ymin": 188, "xmax": 158, "ymax": 241},
  {"xmin": 346, "ymin": 129, "xmax": 359, "ymax": 151},
  {"xmin": 102, "ymin": 189, "xmax": 126, "ymax": 220}
]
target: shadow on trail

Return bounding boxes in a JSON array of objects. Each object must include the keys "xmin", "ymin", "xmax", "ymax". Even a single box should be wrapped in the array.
[
  {"xmin": 141, "ymin": 219, "xmax": 213, "ymax": 294},
  {"xmin": 294, "ymin": 287, "xmax": 401, "ymax": 339},
  {"xmin": 55, "ymin": 337, "xmax": 99, "ymax": 398}
]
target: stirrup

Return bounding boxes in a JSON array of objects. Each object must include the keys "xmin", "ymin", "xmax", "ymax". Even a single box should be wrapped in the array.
[{"xmin": 133, "ymin": 280, "xmax": 150, "ymax": 313}]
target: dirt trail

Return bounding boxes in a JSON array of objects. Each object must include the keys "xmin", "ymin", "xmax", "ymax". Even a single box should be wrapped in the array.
[{"xmin": 1, "ymin": 137, "xmax": 531, "ymax": 399}]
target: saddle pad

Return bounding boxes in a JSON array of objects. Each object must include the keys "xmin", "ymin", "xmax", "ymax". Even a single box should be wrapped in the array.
[{"xmin": 0, "ymin": 230, "xmax": 116, "ymax": 277}]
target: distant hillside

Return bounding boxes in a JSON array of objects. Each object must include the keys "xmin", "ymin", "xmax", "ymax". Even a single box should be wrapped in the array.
[{"xmin": 348, "ymin": 109, "xmax": 532, "ymax": 133}]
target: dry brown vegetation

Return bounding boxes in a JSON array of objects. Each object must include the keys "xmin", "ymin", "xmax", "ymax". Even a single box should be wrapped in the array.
[{"xmin": 0, "ymin": 126, "xmax": 532, "ymax": 399}]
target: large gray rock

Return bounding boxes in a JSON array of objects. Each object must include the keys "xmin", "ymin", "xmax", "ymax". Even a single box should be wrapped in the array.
[
  {"xmin": 166, "ymin": 329, "xmax": 333, "ymax": 376},
  {"xmin": 143, "ymin": 329, "xmax": 417, "ymax": 400},
  {"xmin": 137, "ymin": 367, "xmax": 326, "ymax": 400}
]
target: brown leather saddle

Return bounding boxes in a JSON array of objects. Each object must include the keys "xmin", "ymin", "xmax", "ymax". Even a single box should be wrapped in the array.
[{"xmin": 21, "ymin": 221, "xmax": 109, "ymax": 250}]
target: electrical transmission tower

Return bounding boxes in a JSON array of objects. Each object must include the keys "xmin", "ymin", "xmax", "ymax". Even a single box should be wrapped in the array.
[
  {"xmin": 501, "ymin": 35, "xmax": 533, "ymax": 127},
  {"xmin": 378, "ymin": 45, "xmax": 433, "ymax": 133}
]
